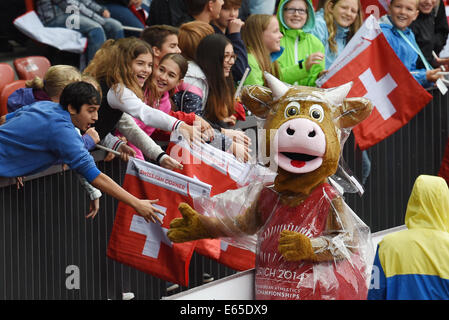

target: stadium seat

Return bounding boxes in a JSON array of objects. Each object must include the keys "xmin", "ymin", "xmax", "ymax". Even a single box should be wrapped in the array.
[
  {"xmin": 0, "ymin": 80, "xmax": 27, "ymax": 116},
  {"xmin": 0, "ymin": 63, "xmax": 16, "ymax": 95},
  {"xmin": 14, "ymin": 56, "xmax": 51, "ymax": 80}
]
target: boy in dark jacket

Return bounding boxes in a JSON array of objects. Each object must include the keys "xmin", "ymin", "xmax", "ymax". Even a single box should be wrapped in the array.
[
  {"xmin": 145, "ymin": 0, "xmax": 192, "ymax": 26},
  {"xmin": 211, "ymin": 0, "xmax": 250, "ymax": 83}
]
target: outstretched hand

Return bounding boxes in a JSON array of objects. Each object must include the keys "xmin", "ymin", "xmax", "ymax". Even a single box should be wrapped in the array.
[
  {"xmin": 134, "ymin": 199, "xmax": 166, "ymax": 224},
  {"xmin": 160, "ymin": 155, "xmax": 183, "ymax": 171}
]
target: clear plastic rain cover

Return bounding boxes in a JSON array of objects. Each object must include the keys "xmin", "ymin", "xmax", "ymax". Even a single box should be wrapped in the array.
[{"xmin": 192, "ymin": 163, "xmax": 373, "ymax": 300}]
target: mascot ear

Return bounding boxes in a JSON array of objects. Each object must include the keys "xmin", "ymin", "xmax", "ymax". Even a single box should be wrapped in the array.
[
  {"xmin": 241, "ymin": 72, "xmax": 290, "ymax": 119},
  {"xmin": 241, "ymin": 85, "xmax": 274, "ymax": 118},
  {"xmin": 334, "ymin": 97, "xmax": 373, "ymax": 128}
]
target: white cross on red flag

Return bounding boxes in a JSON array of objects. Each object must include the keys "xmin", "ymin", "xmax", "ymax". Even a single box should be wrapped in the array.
[
  {"xmin": 107, "ymin": 158, "xmax": 211, "ymax": 286},
  {"xmin": 107, "ymin": 134, "xmax": 258, "ymax": 287},
  {"xmin": 317, "ymin": 15, "xmax": 433, "ymax": 150}
]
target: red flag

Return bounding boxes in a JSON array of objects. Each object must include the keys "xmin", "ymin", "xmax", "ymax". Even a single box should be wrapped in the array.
[
  {"xmin": 318, "ymin": 15, "xmax": 433, "ymax": 150},
  {"xmin": 219, "ymin": 240, "xmax": 256, "ymax": 271},
  {"xmin": 107, "ymin": 158, "xmax": 211, "ymax": 286},
  {"xmin": 167, "ymin": 136, "xmax": 256, "ymax": 270},
  {"xmin": 361, "ymin": 0, "xmax": 388, "ymax": 20},
  {"xmin": 438, "ymin": 138, "xmax": 449, "ymax": 185},
  {"xmin": 312, "ymin": 0, "xmax": 388, "ymax": 18}
]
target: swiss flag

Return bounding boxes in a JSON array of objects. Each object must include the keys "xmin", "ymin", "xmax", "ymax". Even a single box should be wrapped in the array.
[
  {"xmin": 107, "ymin": 158, "xmax": 212, "ymax": 286},
  {"xmin": 317, "ymin": 15, "xmax": 433, "ymax": 150},
  {"xmin": 167, "ymin": 134, "xmax": 256, "ymax": 271},
  {"xmin": 361, "ymin": 0, "xmax": 388, "ymax": 19},
  {"xmin": 312, "ymin": 0, "xmax": 388, "ymax": 18}
]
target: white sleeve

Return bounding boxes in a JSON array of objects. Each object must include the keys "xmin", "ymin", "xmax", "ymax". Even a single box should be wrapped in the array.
[
  {"xmin": 116, "ymin": 113, "xmax": 165, "ymax": 161},
  {"xmin": 100, "ymin": 133, "xmax": 125, "ymax": 151},
  {"xmin": 107, "ymin": 84, "xmax": 183, "ymax": 132},
  {"xmin": 77, "ymin": 174, "xmax": 102, "ymax": 200}
]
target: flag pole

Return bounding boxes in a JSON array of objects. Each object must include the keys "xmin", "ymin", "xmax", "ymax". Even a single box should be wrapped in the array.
[
  {"xmin": 95, "ymin": 144, "xmax": 122, "ymax": 156},
  {"xmin": 234, "ymin": 67, "xmax": 250, "ymax": 101}
]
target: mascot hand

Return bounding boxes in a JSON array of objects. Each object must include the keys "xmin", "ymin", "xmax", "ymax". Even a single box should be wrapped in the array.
[
  {"xmin": 167, "ymin": 203, "xmax": 213, "ymax": 243},
  {"xmin": 278, "ymin": 230, "xmax": 316, "ymax": 261}
]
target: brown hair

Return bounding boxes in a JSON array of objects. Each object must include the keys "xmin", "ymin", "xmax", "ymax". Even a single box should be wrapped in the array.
[
  {"xmin": 223, "ymin": 0, "xmax": 242, "ymax": 8},
  {"xmin": 241, "ymin": 14, "xmax": 281, "ymax": 82},
  {"xmin": 178, "ymin": 20, "xmax": 215, "ymax": 61},
  {"xmin": 84, "ymin": 37, "xmax": 153, "ymax": 100},
  {"xmin": 140, "ymin": 24, "xmax": 179, "ymax": 49},
  {"xmin": 196, "ymin": 34, "xmax": 235, "ymax": 122}
]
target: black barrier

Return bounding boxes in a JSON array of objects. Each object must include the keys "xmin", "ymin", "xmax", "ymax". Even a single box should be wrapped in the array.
[
  {"xmin": 0, "ymin": 88, "xmax": 447, "ymax": 299},
  {"xmin": 342, "ymin": 87, "xmax": 448, "ymax": 232},
  {"xmin": 0, "ymin": 153, "xmax": 236, "ymax": 300}
]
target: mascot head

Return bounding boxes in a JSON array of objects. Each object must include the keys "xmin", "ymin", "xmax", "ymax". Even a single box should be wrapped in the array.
[{"xmin": 241, "ymin": 73, "xmax": 373, "ymax": 195}]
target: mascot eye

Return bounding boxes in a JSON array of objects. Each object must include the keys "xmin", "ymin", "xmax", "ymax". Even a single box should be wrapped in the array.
[
  {"xmin": 309, "ymin": 104, "xmax": 324, "ymax": 122},
  {"xmin": 284, "ymin": 102, "xmax": 300, "ymax": 118}
]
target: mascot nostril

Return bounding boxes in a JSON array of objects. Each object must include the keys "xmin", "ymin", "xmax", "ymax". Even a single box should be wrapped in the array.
[{"xmin": 167, "ymin": 72, "xmax": 374, "ymax": 300}]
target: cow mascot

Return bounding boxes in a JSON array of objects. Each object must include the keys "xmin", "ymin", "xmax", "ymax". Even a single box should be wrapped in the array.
[{"xmin": 167, "ymin": 73, "xmax": 374, "ymax": 300}]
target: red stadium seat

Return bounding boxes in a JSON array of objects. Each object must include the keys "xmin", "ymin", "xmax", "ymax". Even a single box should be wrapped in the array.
[
  {"xmin": 0, "ymin": 80, "xmax": 27, "ymax": 116},
  {"xmin": 14, "ymin": 56, "xmax": 51, "ymax": 80},
  {"xmin": 0, "ymin": 63, "xmax": 16, "ymax": 95}
]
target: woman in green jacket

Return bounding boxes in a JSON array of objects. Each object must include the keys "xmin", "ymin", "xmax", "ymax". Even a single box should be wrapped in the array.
[{"xmin": 277, "ymin": 0, "xmax": 325, "ymax": 86}]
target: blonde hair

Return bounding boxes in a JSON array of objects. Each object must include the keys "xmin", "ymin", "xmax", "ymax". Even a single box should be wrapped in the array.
[
  {"xmin": 81, "ymin": 74, "xmax": 102, "ymax": 99},
  {"xmin": 84, "ymin": 37, "xmax": 153, "ymax": 100},
  {"xmin": 178, "ymin": 21, "xmax": 215, "ymax": 61},
  {"xmin": 389, "ymin": 0, "xmax": 419, "ymax": 7},
  {"xmin": 241, "ymin": 14, "xmax": 281, "ymax": 82},
  {"xmin": 324, "ymin": 0, "xmax": 363, "ymax": 53},
  {"xmin": 26, "ymin": 65, "xmax": 81, "ymax": 98}
]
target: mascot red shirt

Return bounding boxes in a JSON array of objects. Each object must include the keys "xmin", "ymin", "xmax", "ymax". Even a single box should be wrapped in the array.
[{"xmin": 256, "ymin": 184, "xmax": 368, "ymax": 300}]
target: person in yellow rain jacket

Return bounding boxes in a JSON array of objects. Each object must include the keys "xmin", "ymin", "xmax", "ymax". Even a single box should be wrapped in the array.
[{"xmin": 368, "ymin": 175, "xmax": 449, "ymax": 300}]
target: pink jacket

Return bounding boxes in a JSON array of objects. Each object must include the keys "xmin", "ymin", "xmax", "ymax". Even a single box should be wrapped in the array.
[{"xmin": 127, "ymin": 91, "xmax": 172, "ymax": 160}]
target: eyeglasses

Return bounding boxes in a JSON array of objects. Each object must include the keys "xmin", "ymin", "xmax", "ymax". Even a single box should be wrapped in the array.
[
  {"xmin": 224, "ymin": 53, "xmax": 237, "ymax": 62},
  {"xmin": 284, "ymin": 7, "xmax": 307, "ymax": 15}
]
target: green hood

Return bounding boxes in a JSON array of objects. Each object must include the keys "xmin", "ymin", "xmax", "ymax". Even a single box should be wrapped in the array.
[{"xmin": 277, "ymin": 0, "xmax": 316, "ymax": 34}]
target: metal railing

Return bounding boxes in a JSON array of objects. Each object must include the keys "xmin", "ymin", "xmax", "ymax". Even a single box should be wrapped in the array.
[{"xmin": 1, "ymin": 87, "xmax": 447, "ymax": 299}]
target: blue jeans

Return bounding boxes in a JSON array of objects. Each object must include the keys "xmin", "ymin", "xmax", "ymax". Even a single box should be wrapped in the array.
[
  {"xmin": 46, "ymin": 14, "xmax": 124, "ymax": 62},
  {"xmin": 361, "ymin": 150, "xmax": 371, "ymax": 184},
  {"xmin": 105, "ymin": 4, "xmax": 149, "ymax": 37}
]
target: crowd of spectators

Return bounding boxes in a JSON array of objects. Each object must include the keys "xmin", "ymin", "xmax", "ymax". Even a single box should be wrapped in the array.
[{"xmin": 1, "ymin": 0, "xmax": 449, "ymax": 299}]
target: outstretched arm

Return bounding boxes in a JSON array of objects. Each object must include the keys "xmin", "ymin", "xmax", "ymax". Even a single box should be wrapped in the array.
[{"xmin": 91, "ymin": 172, "xmax": 165, "ymax": 224}]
